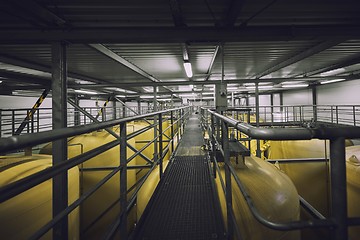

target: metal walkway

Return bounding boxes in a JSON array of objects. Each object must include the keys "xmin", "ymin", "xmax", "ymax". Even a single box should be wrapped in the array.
[{"xmin": 132, "ymin": 113, "xmax": 225, "ymax": 240}]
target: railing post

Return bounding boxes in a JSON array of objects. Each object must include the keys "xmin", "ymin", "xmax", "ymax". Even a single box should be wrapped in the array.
[
  {"xmin": 0, "ymin": 109, "xmax": 2, "ymax": 138},
  {"xmin": 211, "ymin": 114, "xmax": 216, "ymax": 177},
  {"xmin": 12, "ymin": 110, "xmax": 15, "ymax": 135},
  {"xmin": 222, "ymin": 120, "xmax": 233, "ymax": 239},
  {"xmin": 353, "ymin": 106, "xmax": 356, "ymax": 126},
  {"xmin": 336, "ymin": 106, "xmax": 339, "ymax": 124},
  {"xmin": 159, "ymin": 113, "xmax": 163, "ymax": 178},
  {"xmin": 331, "ymin": 106, "xmax": 334, "ymax": 123},
  {"xmin": 330, "ymin": 137, "xmax": 347, "ymax": 240},
  {"xmin": 119, "ymin": 122, "xmax": 128, "ymax": 240},
  {"xmin": 170, "ymin": 111, "xmax": 174, "ymax": 153}
]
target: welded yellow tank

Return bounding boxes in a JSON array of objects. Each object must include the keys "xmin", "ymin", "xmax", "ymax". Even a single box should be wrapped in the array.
[
  {"xmin": 216, "ymin": 156, "xmax": 300, "ymax": 240},
  {"xmin": 41, "ymin": 126, "xmax": 137, "ymax": 239},
  {"xmin": 345, "ymin": 145, "xmax": 360, "ymax": 240},
  {"xmin": 136, "ymin": 160, "xmax": 169, "ymax": 220},
  {"xmin": 133, "ymin": 120, "xmax": 177, "ymax": 181},
  {"xmin": 268, "ymin": 139, "xmax": 330, "ymax": 217},
  {"xmin": 0, "ymin": 154, "xmax": 80, "ymax": 240}
]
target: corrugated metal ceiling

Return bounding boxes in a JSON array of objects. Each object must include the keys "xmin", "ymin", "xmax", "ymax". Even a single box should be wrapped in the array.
[{"xmin": 0, "ymin": 0, "xmax": 360, "ymax": 99}]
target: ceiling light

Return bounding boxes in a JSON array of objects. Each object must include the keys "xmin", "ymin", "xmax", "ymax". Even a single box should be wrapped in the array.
[
  {"xmin": 282, "ymin": 83, "xmax": 309, "ymax": 88},
  {"xmin": 74, "ymin": 89, "xmax": 98, "ymax": 95},
  {"xmin": 183, "ymin": 62, "xmax": 193, "ymax": 78},
  {"xmin": 320, "ymin": 68, "xmax": 346, "ymax": 76},
  {"xmin": 246, "ymin": 85, "xmax": 273, "ymax": 90},
  {"xmin": 0, "ymin": 80, "xmax": 2, "ymax": 84},
  {"xmin": 140, "ymin": 95, "xmax": 154, "ymax": 99},
  {"xmin": 320, "ymin": 79, "xmax": 346, "ymax": 85},
  {"xmin": 116, "ymin": 95, "xmax": 126, "ymax": 98}
]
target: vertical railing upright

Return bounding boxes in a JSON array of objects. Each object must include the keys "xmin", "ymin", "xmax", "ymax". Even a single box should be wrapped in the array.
[
  {"xmin": 0, "ymin": 109, "xmax": 2, "ymax": 137},
  {"xmin": 11, "ymin": 110, "xmax": 15, "ymax": 135},
  {"xmin": 353, "ymin": 106, "xmax": 356, "ymax": 126},
  {"xmin": 159, "ymin": 113, "xmax": 163, "ymax": 178},
  {"xmin": 170, "ymin": 111, "xmax": 174, "ymax": 153},
  {"xmin": 336, "ymin": 106, "xmax": 339, "ymax": 124},
  {"xmin": 119, "ymin": 122, "xmax": 128, "ymax": 240},
  {"xmin": 330, "ymin": 137, "xmax": 347, "ymax": 240},
  {"xmin": 222, "ymin": 120, "xmax": 233, "ymax": 239},
  {"xmin": 211, "ymin": 114, "xmax": 216, "ymax": 178}
]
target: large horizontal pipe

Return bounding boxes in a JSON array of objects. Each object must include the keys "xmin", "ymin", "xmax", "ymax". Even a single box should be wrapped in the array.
[{"xmin": 208, "ymin": 109, "xmax": 360, "ymax": 139}]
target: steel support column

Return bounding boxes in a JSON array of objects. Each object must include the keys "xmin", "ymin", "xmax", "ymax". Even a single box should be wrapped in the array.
[
  {"xmin": 222, "ymin": 121, "xmax": 233, "ymax": 238},
  {"xmin": 74, "ymin": 95, "xmax": 80, "ymax": 126},
  {"xmin": 113, "ymin": 98, "xmax": 117, "ymax": 120},
  {"xmin": 170, "ymin": 111, "xmax": 174, "ymax": 153},
  {"xmin": 330, "ymin": 138, "xmax": 347, "ymax": 240},
  {"xmin": 312, "ymin": 86, "xmax": 318, "ymax": 122},
  {"xmin": 119, "ymin": 122, "xmax": 127, "ymax": 240},
  {"xmin": 153, "ymin": 86, "xmax": 158, "ymax": 168},
  {"xmin": 51, "ymin": 42, "xmax": 68, "ymax": 240}
]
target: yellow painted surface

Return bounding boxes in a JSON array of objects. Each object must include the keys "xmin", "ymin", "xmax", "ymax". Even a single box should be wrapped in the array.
[
  {"xmin": 0, "ymin": 154, "xmax": 80, "ymax": 240},
  {"xmin": 268, "ymin": 140, "xmax": 360, "ymax": 239},
  {"xmin": 215, "ymin": 156, "xmax": 300, "ymax": 240},
  {"xmin": 41, "ymin": 126, "xmax": 136, "ymax": 239}
]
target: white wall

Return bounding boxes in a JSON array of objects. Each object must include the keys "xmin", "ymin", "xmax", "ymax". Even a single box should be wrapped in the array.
[
  {"xmin": 0, "ymin": 95, "xmax": 52, "ymax": 109},
  {"xmin": 248, "ymin": 94, "xmax": 271, "ymax": 106},
  {"xmin": 317, "ymin": 79, "xmax": 360, "ymax": 105},
  {"xmin": 283, "ymin": 88, "xmax": 313, "ymax": 106}
]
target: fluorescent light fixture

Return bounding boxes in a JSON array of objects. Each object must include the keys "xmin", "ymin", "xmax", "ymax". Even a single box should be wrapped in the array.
[
  {"xmin": 227, "ymin": 87, "xmax": 239, "ymax": 91},
  {"xmin": 116, "ymin": 95, "xmax": 126, "ymax": 98},
  {"xmin": 320, "ymin": 78, "xmax": 346, "ymax": 85},
  {"xmin": 246, "ymin": 85, "xmax": 273, "ymax": 90},
  {"xmin": 183, "ymin": 62, "xmax": 193, "ymax": 78},
  {"xmin": 320, "ymin": 68, "xmax": 346, "ymax": 77},
  {"xmin": 0, "ymin": 80, "xmax": 2, "ymax": 84},
  {"xmin": 74, "ymin": 89, "xmax": 98, "ymax": 95},
  {"xmin": 140, "ymin": 95, "xmax": 154, "ymax": 99},
  {"xmin": 282, "ymin": 83, "xmax": 309, "ymax": 88}
]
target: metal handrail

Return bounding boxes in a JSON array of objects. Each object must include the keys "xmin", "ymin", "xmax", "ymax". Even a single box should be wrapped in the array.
[
  {"xmin": 0, "ymin": 106, "xmax": 188, "ymax": 154},
  {"xmin": 0, "ymin": 106, "xmax": 190, "ymax": 239},
  {"xmin": 202, "ymin": 107, "xmax": 359, "ymax": 240},
  {"xmin": 208, "ymin": 109, "xmax": 360, "ymax": 139}
]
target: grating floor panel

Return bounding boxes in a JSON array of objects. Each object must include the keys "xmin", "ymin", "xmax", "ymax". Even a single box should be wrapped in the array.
[{"xmin": 133, "ymin": 114, "xmax": 225, "ymax": 240}]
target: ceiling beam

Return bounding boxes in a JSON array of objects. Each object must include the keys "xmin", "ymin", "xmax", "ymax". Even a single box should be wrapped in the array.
[
  {"xmin": 205, "ymin": 45, "xmax": 220, "ymax": 81},
  {"xmin": 0, "ymin": 70, "xmax": 50, "ymax": 86},
  {"xmin": 68, "ymin": 74, "xmax": 360, "ymax": 88},
  {"xmin": 88, "ymin": 44, "xmax": 173, "ymax": 93},
  {"xmin": 169, "ymin": 0, "xmax": 186, "ymax": 27},
  {"xmin": 1, "ymin": 25, "xmax": 360, "ymax": 43},
  {"xmin": 292, "ymin": 54, "xmax": 360, "ymax": 77},
  {"xmin": 0, "ymin": 53, "xmax": 112, "ymax": 85},
  {"xmin": 253, "ymin": 39, "xmax": 345, "ymax": 78},
  {"xmin": 221, "ymin": 0, "xmax": 245, "ymax": 27},
  {"xmin": 4, "ymin": 0, "xmax": 67, "ymax": 27}
]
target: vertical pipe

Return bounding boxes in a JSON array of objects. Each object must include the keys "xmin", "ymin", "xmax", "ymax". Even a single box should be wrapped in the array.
[
  {"xmin": 51, "ymin": 42, "xmax": 68, "ymax": 240},
  {"xmin": 222, "ymin": 121, "xmax": 233, "ymax": 238},
  {"xmin": 330, "ymin": 137, "xmax": 347, "ymax": 240},
  {"xmin": 255, "ymin": 83, "xmax": 261, "ymax": 158},
  {"xmin": 119, "ymin": 122, "xmax": 128, "ymax": 240}
]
